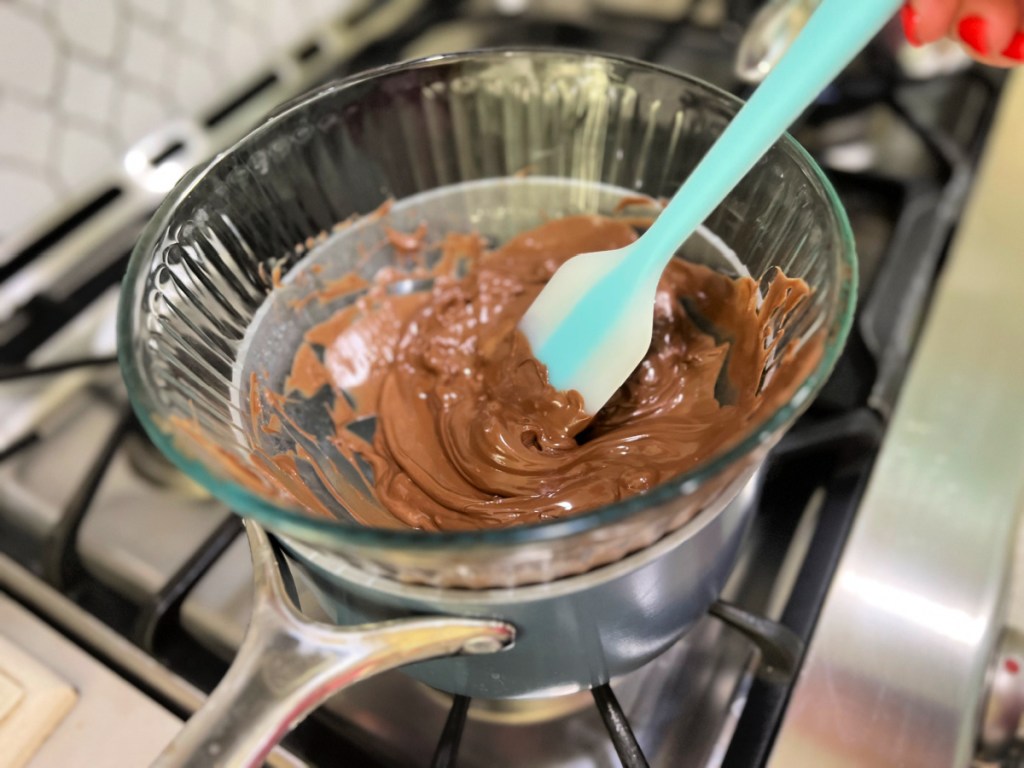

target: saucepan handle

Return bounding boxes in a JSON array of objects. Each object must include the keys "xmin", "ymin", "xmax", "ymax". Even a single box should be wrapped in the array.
[{"xmin": 152, "ymin": 521, "xmax": 514, "ymax": 768}]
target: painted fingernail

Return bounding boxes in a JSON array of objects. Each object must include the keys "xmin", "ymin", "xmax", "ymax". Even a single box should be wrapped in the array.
[
  {"xmin": 1002, "ymin": 32, "xmax": 1024, "ymax": 61},
  {"xmin": 900, "ymin": 4, "xmax": 922, "ymax": 47},
  {"xmin": 958, "ymin": 15, "xmax": 989, "ymax": 55}
]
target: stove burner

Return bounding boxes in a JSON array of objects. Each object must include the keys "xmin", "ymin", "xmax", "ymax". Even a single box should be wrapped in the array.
[
  {"xmin": 122, "ymin": 432, "xmax": 211, "ymax": 499},
  {"xmin": 425, "ymin": 600, "xmax": 801, "ymax": 768}
]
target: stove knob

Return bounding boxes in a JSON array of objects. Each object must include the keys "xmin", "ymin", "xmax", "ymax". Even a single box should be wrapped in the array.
[{"xmin": 979, "ymin": 628, "xmax": 1024, "ymax": 760}]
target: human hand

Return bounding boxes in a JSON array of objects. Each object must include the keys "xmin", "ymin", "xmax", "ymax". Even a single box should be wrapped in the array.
[{"xmin": 901, "ymin": 0, "xmax": 1023, "ymax": 66}]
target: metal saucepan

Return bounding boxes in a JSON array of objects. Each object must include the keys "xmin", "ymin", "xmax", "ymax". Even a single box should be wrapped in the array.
[
  {"xmin": 118, "ymin": 50, "xmax": 856, "ymax": 766},
  {"xmin": 155, "ymin": 471, "xmax": 759, "ymax": 767}
]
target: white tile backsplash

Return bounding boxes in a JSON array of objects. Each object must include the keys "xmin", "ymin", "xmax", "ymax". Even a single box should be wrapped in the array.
[
  {"xmin": 221, "ymin": 24, "xmax": 265, "ymax": 77},
  {"xmin": 62, "ymin": 59, "xmax": 117, "ymax": 125},
  {"xmin": 0, "ymin": 168, "xmax": 56, "ymax": 228},
  {"xmin": 0, "ymin": 100, "xmax": 54, "ymax": 167},
  {"xmin": 177, "ymin": 0, "xmax": 226, "ymax": 53},
  {"xmin": 121, "ymin": 23, "xmax": 171, "ymax": 88},
  {"xmin": 125, "ymin": 0, "xmax": 172, "ymax": 25},
  {"xmin": 0, "ymin": 5, "xmax": 58, "ymax": 99},
  {"xmin": 0, "ymin": 0, "xmax": 362, "ymax": 241},
  {"xmin": 57, "ymin": 125, "xmax": 117, "ymax": 189},
  {"xmin": 56, "ymin": 0, "xmax": 121, "ymax": 61},
  {"xmin": 114, "ymin": 85, "xmax": 169, "ymax": 145}
]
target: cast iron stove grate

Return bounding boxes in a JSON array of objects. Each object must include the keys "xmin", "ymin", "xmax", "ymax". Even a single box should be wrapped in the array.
[{"xmin": 429, "ymin": 603, "xmax": 804, "ymax": 768}]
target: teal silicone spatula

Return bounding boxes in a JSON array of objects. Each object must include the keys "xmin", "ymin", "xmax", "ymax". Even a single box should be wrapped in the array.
[{"xmin": 519, "ymin": 0, "xmax": 900, "ymax": 415}]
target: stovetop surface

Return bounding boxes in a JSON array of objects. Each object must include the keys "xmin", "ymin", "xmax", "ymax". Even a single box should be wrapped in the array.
[{"xmin": 0, "ymin": 2, "xmax": 1008, "ymax": 766}]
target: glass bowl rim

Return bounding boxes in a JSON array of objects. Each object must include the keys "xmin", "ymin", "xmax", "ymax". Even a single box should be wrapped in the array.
[{"xmin": 117, "ymin": 46, "xmax": 858, "ymax": 552}]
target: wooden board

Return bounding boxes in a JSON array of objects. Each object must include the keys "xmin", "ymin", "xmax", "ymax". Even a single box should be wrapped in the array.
[{"xmin": 0, "ymin": 635, "xmax": 77, "ymax": 768}]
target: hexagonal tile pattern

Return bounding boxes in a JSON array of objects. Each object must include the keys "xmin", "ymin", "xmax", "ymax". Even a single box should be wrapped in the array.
[
  {"xmin": 115, "ymin": 86, "xmax": 169, "ymax": 145},
  {"xmin": 0, "ymin": 98, "xmax": 54, "ymax": 166},
  {"xmin": 0, "ymin": 168, "xmax": 57, "ymax": 235},
  {"xmin": 62, "ymin": 58, "xmax": 117, "ymax": 125},
  {"xmin": 221, "ymin": 24, "xmax": 265, "ymax": 82},
  {"xmin": 309, "ymin": 0, "xmax": 343, "ymax": 18},
  {"xmin": 0, "ymin": 5, "xmax": 58, "ymax": 99},
  {"xmin": 17, "ymin": 0, "xmax": 52, "ymax": 12},
  {"xmin": 219, "ymin": 0, "xmax": 271, "ymax": 27},
  {"xmin": 178, "ymin": 0, "xmax": 223, "ymax": 54},
  {"xmin": 55, "ymin": 0, "xmax": 119, "ymax": 61},
  {"xmin": 121, "ymin": 22, "xmax": 170, "ymax": 88},
  {"xmin": 172, "ymin": 53, "xmax": 222, "ymax": 115},
  {"xmin": 125, "ymin": 0, "xmax": 172, "ymax": 24},
  {"xmin": 262, "ymin": 1, "xmax": 309, "ymax": 48},
  {"xmin": 57, "ymin": 124, "xmax": 115, "ymax": 187},
  {"xmin": 0, "ymin": 0, "xmax": 364, "ymax": 240}
]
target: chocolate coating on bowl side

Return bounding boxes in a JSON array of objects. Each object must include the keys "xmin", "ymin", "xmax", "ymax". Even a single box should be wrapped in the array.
[{"xmin": 276, "ymin": 214, "xmax": 820, "ymax": 531}]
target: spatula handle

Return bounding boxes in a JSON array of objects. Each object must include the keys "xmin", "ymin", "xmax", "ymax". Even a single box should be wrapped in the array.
[{"xmin": 639, "ymin": 0, "xmax": 902, "ymax": 270}]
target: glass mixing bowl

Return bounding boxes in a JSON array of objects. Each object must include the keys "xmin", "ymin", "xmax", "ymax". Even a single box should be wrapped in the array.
[{"xmin": 118, "ymin": 49, "xmax": 856, "ymax": 589}]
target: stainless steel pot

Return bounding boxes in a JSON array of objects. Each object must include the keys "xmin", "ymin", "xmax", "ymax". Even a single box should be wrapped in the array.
[
  {"xmin": 286, "ymin": 464, "xmax": 760, "ymax": 699},
  {"xmin": 153, "ymin": 522, "xmax": 514, "ymax": 768},
  {"xmin": 155, "ymin": 471, "xmax": 760, "ymax": 767}
]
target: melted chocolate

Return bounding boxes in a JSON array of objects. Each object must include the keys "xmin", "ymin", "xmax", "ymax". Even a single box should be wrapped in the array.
[{"xmin": 272, "ymin": 214, "xmax": 819, "ymax": 531}]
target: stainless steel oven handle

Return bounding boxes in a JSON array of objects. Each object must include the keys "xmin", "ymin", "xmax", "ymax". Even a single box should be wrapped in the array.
[{"xmin": 151, "ymin": 521, "xmax": 515, "ymax": 768}]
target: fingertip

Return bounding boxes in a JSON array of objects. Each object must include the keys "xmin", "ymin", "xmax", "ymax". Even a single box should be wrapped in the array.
[
  {"xmin": 958, "ymin": 14, "xmax": 990, "ymax": 54},
  {"xmin": 908, "ymin": 0, "xmax": 961, "ymax": 44},
  {"xmin": 1002, "ymin": 31, "xmax": 1024, "ymax": 62},
  {"xmin": 901, "ymin": 3, "xmax": 923, "ymax": 46},
  {"xmin": 951, "ymin": 0, "xmax": 1021, "ymax": 59}
]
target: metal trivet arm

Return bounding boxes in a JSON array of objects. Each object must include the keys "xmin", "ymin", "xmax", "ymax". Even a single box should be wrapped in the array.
[
  {"xmin": 0, "ymin": 354, "xmax": 121, "ymax": 463},
  {"xmin": 709, "ymin": 600, "xmax": 803, "ymax": 684},
  {"xmin": 593, "ymin": 684, "xmax": 650, "ymax": 768},
  {"xmin": 427, "ymin": 600, "xmax": 801, "ymax": 768},
  {"xmin": 429, "ymin": 685, "xmax": 651, "ymax": 768},
  {"xmin": 0, "ymin": 354, "xmax": 118, "ymax": 381},
  {"xmin": 431, "ymin": 695, "xmax": 471, "ymax": 768}
]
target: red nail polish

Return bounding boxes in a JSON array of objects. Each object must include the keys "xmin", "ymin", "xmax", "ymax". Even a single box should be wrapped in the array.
[
  {"xmin": 958, "ymin": 16, "xmax": 989, "ymax": 55},
  {"xmin": 1003, "ymin": 32, "xmax": 1024, "ymax": 61},
  {"xmin": 900, "ymin": 4, "xmax": 922, "ymax": 47}
]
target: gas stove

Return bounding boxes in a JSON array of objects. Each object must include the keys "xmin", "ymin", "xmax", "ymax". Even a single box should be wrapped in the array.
[{"xmin": 1, "ymin": 2, "xmax": 1021, "ymax": 767}]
